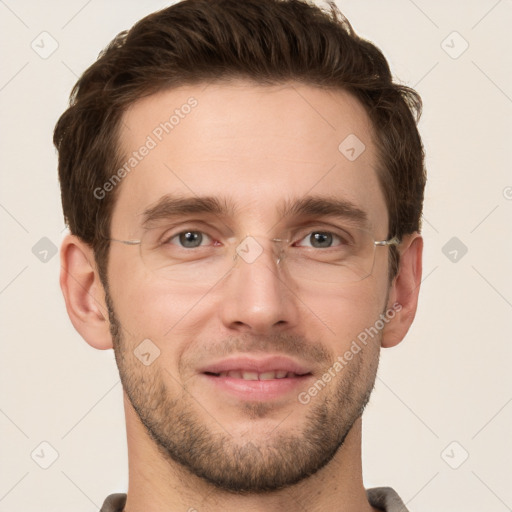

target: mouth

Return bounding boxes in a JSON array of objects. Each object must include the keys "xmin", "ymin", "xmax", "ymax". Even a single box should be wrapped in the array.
[
  {"xmin": 204, "ymin": 370, "xmax": 310, "ymax": 380},
  {"xmin": 199, "ymin": 355, "xmax": 314, "ymax": 401}
]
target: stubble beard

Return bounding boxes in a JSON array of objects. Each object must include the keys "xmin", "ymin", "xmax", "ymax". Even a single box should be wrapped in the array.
[{"xmin": 106, "ymin": 290, "xmax": 380, "ymax": 494}]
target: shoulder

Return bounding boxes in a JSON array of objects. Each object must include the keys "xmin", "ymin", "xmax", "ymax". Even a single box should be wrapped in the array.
[
  {"xmin": 100, "ymin": 493, "xmax": 127, "ymax": 512},
  {"xmin": 366, "ymin": 487, "xmax": 409, "ymax": 512}
]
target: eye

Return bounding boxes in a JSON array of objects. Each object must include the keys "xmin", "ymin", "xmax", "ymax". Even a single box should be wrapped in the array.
[
  {"xmin": 167, "ymin": 230, "xmax": 213, "ymax": 248},
  {"xmin": 295, "ymin": 231, "xmax": 345, "ymax": 249}
]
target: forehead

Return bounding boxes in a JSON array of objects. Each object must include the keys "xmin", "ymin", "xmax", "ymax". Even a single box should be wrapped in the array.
[{"xmin": 110, "ymin": 80, "xmax": 388, "ymax": 235}]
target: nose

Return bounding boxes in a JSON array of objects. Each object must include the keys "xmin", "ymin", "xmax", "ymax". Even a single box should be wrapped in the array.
[{"xmin": 218, "ymin": 236, "xmax": 301, "ymax": 335}]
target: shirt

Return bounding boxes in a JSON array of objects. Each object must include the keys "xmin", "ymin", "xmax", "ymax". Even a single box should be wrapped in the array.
[{"xmin": 100, "ymin": 487, "xmax": 409, "ymax": 511}]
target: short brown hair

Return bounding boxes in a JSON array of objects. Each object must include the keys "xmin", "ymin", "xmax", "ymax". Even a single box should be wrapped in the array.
[{"xmin": 54, "ymin": 0, "xmax": 425, "ymax": 284}]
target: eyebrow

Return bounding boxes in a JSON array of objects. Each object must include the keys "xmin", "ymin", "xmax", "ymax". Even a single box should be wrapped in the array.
[
  {"xmin": 142, "ymin": 195, "xmax": 236, "ymax": 227},
  {"xmin": 277, "ymin": 195, "xmax": 367, "ymax": 226},
  {"xmin": 141, "ymin": 194, "xmax": 368, "ymax": 228}
]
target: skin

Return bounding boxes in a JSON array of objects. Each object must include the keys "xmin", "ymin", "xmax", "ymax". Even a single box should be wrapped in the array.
[{"xmin": 60, "ymin": 80, "xmax": 422, "ymax": 512}]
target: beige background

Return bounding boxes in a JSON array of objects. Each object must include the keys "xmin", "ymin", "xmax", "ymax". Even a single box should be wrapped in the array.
[{"xmin": 1, "ymin": 1, "xmax": 511, "ymax": 510}]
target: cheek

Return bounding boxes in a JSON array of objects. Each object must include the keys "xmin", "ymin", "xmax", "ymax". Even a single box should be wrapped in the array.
[
  {"xmin": 107, "ymin": 262, "xmax": 206, "ymax": 343},
  {"xmin": 301, "ymin": 279, "xmax": 387, "ymax": 353}
]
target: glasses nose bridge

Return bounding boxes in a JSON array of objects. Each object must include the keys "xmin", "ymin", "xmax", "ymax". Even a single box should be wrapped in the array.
[{"xmin": 232, "ymin": 234, "xmax": 287, "ymax": 268}]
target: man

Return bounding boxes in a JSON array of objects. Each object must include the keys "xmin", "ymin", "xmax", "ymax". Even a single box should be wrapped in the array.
[{"xmin": 54, "ymin": 0, "xmax": 425, "ymax": 510}]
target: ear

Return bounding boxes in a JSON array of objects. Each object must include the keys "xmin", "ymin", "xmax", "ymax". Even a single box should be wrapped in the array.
[
  {"xmin": 60, "ymin": 234, "xmax": 113, "ymax": 350},
  {"xmin": 381, "ymin": 233, "xmax": 423, "ymax": 348}
]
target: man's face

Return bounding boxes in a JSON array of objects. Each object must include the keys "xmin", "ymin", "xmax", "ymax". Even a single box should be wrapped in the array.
[{"xmin": 106, "ymin": 81, "xmax": 392, "ymax": 492}]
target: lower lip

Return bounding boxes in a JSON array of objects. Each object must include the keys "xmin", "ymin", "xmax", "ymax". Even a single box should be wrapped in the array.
[{"xmin": 201, "ymin": 373, "xmax": 313, "ymax": 401}]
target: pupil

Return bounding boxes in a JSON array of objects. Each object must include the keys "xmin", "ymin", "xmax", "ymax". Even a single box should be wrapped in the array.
[
  {"xmin": 180, "ymin": 231, "xmax": 202, "ymax": 248},
  {"xmin": 311, "ymin": 232, "xmax": 332, "ymax": 248}
]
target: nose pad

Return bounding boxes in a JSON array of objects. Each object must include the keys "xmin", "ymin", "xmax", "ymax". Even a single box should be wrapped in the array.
[{"xmin": 271, "ymin": 238, "xmax": 287, "ymax": 267}]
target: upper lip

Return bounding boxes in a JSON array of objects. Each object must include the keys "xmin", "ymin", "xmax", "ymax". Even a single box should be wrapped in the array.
[{"xmin": 199, "ymin": 355, "xmax": 312, "ymax": 375}]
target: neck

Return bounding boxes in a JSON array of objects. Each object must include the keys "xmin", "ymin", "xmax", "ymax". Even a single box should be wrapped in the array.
[{"xmin": 122, "ymin": 394, "xmax": 378, "ymax": 512}]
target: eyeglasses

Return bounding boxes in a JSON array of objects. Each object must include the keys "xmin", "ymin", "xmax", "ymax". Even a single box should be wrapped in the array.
[{"xmin": 107, "ymin": 224, "xmax": 400, "ymax": 286}]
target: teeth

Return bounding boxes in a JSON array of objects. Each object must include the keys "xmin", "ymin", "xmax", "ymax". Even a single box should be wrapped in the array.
[
  {"xmin": 241, "ymin": 371, "xmax": 259, "ymax": 380},
  {"xmin": 216, "ymin": 370, "xmax": 300, "ymax": 380}
]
